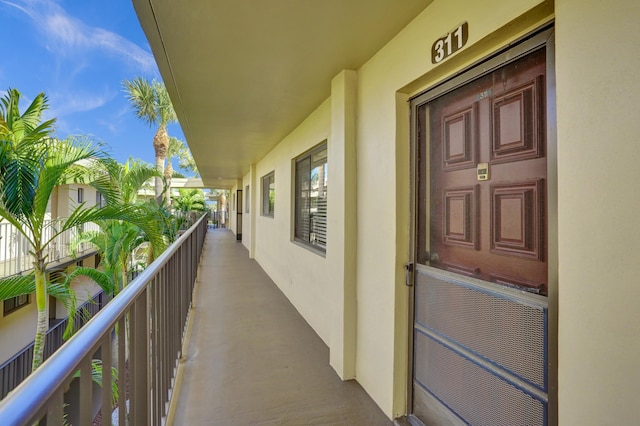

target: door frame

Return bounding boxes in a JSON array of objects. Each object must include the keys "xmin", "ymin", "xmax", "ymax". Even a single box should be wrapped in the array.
[
  {"xmin": 407, "ymin": 24, "xmax": 557, "ymax": 425},
  {"xmin": 236, "ymin": 189, "xmax": 243, "ymax": 240}
]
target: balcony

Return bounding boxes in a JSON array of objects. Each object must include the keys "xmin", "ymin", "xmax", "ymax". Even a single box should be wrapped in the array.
[
  {"xmin": 0, "ymin": 220, "xmax": 101, "ymax": 279},
  {"xmin": 0, "ymin": 215, "xmax": 391, "ymax": 425}
]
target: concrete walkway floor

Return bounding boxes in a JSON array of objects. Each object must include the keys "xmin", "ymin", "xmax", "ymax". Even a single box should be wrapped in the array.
[{"xmin": 169, "ymin": 229, "xmax": 393, "ymax": 426}]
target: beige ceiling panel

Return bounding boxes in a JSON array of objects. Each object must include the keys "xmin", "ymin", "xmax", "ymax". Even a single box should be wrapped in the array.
[{"xmin": 133, "ymin": 0, "xmax": 432, "ymax": 187}]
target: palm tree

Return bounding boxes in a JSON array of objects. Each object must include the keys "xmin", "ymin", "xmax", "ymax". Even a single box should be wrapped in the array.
[
  {"xmin": 172, "ymin": 188, "xmax": 206, "ymax": 230},
  {"xmin": 172, "ymin": 188, "xmax": 206, "ymax": 213},
  {"xmin": 0, "ymin": 89, "xmax": 163, "ymax": 371},
  {"xmin": 73, "ymin": 159, "xmax": 164, "ymax": 295},
  {"xmin": 164, "ymin": 137, "xmax": 186, "ymax": 206},
  {"xmin": 177, "ymin": 143, "xmax": 199, "ymax": 177},
  {"xmin": 93, "ymin": 157, "xmax": 161, "ymax": 205},
  {"xmin": 122, "ymin": 77, "xmax": 176, "ymax": 204}
]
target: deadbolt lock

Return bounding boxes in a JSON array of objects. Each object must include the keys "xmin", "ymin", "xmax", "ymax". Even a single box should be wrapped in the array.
[{"xmin": 477, "ymin": 163, "xmax": 489, "ymax": 181}]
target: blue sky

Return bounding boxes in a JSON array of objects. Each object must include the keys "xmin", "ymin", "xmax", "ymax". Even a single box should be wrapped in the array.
[{"xmin": 0, "ymin": 0, "xmax": 188, "ymax": 172}]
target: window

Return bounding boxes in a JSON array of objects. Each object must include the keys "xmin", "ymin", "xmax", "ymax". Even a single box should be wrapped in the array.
[
  {"xmin": 3, "ymin": 294, "xmax": 30, "ymax": 316},
  {"xmin": 261, "ymin": 171, "xmax": 275, "ymax": 217},
  {"xmin": 95, "ymin": 191, "xmax": 106, "ymax": 207},
  {"xmin": 245, "ymin": 185, "xmax": 250, "ymax": 213},
  {"xmin": 77, "ymin": 187, "xmax": 84, "ymax": 203},
  {"xmin": 294, "ymin": 141, "xmax": 327, "ymax": 252}
]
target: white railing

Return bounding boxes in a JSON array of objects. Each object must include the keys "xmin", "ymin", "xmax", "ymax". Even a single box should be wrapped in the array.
[{"xmin": 0, "ymin": 220, "xmax": 100, "ymax": 278}]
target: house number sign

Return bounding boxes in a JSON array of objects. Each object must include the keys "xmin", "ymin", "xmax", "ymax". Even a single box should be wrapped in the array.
[{"xmin": 431, "ymin": 22, "xmax": 468, "ymax": 64}]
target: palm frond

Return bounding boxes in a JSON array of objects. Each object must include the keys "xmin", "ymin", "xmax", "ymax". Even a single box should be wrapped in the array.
[
  {"xmin": 0, "ymin": 275, "xmax": 74, "ymax": 314},
  {"xmin": 17, "ymin": 92, "xmax": 48, "ymax": 132},
  {"xmin": 64, "ymin": 204, "xmax": 166, "ymax": 255},
  {"xmin": 153, "ymin": 80, "xmax": 177, "ymax": 126},
  {"xmin": 32, "ymin": 137, "xmax": 104, "ymax": 221},
  {"xmin": 121, "ymin": 163, "xmax": 160, "ymax": 203},
  {"xmin": 70, "ymin": 229, "xmax": 104, "ymax": 256},
  {"xmin": 0, "ymin": 89, "xmax": 55, "ymax": 146},
  {"xmin": 0, "ymin": 274, "xmax": 36, "ymax": 300},
  {"xmin": 61, "ymin": 266, "xmax": 115, "ymax": 299},
  {"xmin": 0, "ymin": 149, "xmax": 43, "ymax": 219},
  {"xmin": 86, "ymin": 158, "xmax": 124, "ymax": 206},
  {"xmin": 122, "ymin": 77, "xmax": 158, "ymax": 126},
  {"xmin": 73, "ymin": 359, "xmax": 119, "ymax": 405},
  {"xmin": 0, "ymin": 116, "xmax": 9, "ymax": 137}
]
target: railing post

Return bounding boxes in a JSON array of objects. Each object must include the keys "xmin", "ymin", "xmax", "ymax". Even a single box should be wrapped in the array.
[
  {"xmin": 78, "ymin": 358, "xmax": 93, "ymax": 424},
  {"xmin": 101, "ymin": 334, "xmax": 113, "ymax": 425},
  {"xmin": 117, "ymin": 316, "xmax": 126, "ymax": 426},
  {"xmin": 129, "ymin": 288, "xmax": 150, "ymax": 425},
  {"xmin": 46, "ymin": 389, "xmax": 65, "ymax": 426}
]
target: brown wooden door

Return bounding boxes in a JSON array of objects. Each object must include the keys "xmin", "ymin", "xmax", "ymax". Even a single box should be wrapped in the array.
[{"xmin": 419, "ymin": 48, "xmax": 547, "ymax": 294}]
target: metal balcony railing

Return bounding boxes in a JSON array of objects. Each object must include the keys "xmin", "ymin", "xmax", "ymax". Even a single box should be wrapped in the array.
[
  {"xmin": 0, "ymin": 220, "xmax": 101, "ymax": 278},
  {"xmin": 0, "ymin": 213, "xmax": 208, "ymax": 425},
  {"xmin": 0, "ymin": 291, "xmax": 107, "ymax": 400}
]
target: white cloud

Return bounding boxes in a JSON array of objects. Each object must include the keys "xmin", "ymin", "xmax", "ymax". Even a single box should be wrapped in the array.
[
  {"xmin": 47, "ymin": 90, "xmax": 116, "ymax": 119},
  {"xmin": 97, "ymin": 104, "xmax": 133, "ymax": 136},
  {"xmin": 2, "ymin": 0, "xmax": 156, "ymax": 73},
  {"xmin": 96, "ymin": 118, "xmax": 118, "ymax": 135}
]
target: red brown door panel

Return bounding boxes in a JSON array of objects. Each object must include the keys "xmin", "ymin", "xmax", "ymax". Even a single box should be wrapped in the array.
[{"xmin": 421, "ymin": 48, "xmax": 548, "ymax": 294}]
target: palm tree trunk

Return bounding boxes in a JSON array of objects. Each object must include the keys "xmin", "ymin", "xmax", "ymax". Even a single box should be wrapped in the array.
[
  {"xmin": 165, "ymin": 161, "xmax": 173, "ymax": 207},
  {"xmin": 31, "ymin": 260, "xmax": 48, "ymax": 371},
  {"xmin": 154, "ymin": 155, "xmax": 165, "ymax": 205},
  {"xmin": 153, "ymin": 125, "xmax": 169, "ymax": 204}
]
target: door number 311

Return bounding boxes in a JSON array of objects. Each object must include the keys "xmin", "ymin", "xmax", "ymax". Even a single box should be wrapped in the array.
[{"xmin": 431, "ymin": 22, "xmax": 468, "ymax": 64}]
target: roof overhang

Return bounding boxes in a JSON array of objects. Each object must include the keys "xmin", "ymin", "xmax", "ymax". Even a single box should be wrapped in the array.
[{"xmin": 132, "ymin": 0, "xmax": 432, "ymax": 188}]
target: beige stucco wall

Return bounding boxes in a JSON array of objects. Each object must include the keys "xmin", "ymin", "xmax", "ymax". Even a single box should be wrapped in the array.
[
  {"xmin": 253, "ymin": 99, "xmax": 333, "ymax": 345},
  {"xmin": 0, "ymin": 300, "xmax": 38, "ymax": 364},
  {"xmin": 250, "ymin": 70, "xmax": 358, "ymax": 387},
  {"xmin": 53, "ymin": 184, "xmax": 101, "ymax": 218},
  {"xmin": 243, "ymin": 0, "xmax": 555, "ymax": 419},
  {"xmin": 240, "ymin": 0, "xmax": 640, "ymax": 422},
  {"xmin": 354, "ymin": 0, "xmax": 551, "ymax": 417},
  {"xmin": 555, "ymin": 1, "xmax": 640, "ymax": 424}
]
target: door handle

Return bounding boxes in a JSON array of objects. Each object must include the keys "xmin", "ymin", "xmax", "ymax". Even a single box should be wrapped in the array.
[{"xmin": 404, "ymin": 262, "xmax": 414, "ymax": 287}]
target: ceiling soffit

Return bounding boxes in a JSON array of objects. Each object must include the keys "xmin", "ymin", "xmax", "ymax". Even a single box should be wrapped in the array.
[{"xmin": 134, "ymin": 0, "xmax": 432, "ymax": 187}]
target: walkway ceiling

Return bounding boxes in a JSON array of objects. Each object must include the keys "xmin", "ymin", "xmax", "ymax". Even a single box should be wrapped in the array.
[{"xmin": 133, "ymin": 0, "xmax": 432, "ymax": 188}]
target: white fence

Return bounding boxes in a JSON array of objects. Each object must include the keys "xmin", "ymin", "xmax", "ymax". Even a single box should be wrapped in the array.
[{"xmin": 0, "ymin": 220, "xmax": 100, "ymax": 278}]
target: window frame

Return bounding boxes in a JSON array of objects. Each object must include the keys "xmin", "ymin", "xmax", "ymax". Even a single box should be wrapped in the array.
[
  {"xmin": 292, "ymin": 141, "xmax": 328, "ymax": 254},
  {"xmin": 3, "ymin": 294, "xmax": 30, "ymax": 316},
  {"xmin": 95, "ymin": 191, "xmax": 106, "ymax": 208},
  {"xmin": 261, "ymin": 171, "xmax": 275, "ymax": 218},
  {"xmin": 77, "ymin": 187, "xmax": 84, "ymax": 203}
]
